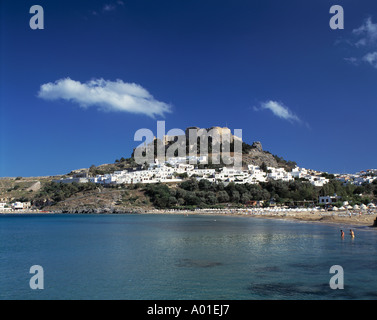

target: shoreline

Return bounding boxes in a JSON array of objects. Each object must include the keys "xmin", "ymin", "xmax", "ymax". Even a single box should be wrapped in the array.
[
  {"xmin": 147, "ymin": 209, "xmax": 377, "ymax": 228},
  {"xmin": 2, "ymin": 208, "xmax": 376, "ymax": 228}
]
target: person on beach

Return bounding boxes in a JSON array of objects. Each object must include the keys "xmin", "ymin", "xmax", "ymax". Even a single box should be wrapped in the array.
[
  {"xmin": 340, "ymin": 230, "xmax": 345, "ymax": 238},
  {"xmin": 350, "ymin": 229, "xmax": 355, "ymax": 238}
]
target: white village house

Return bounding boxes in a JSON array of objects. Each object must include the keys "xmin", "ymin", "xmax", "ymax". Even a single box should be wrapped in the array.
[
  {"xmin": 319, "ymin": 194, "xmax": 341, "ymax": 205},
  {"xmin": 54, "ymin": 155, "xmax": 330, "ymax": 190}
]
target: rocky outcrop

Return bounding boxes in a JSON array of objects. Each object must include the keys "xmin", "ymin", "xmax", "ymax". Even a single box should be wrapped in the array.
[
  {"xmin": 184, "ymin": 126, "xmax": 241, "ymax": 143},
  {"xmin": 251, "ymin": 141, "xmax": 263, "ymax": 152},
  {"xmin": 132, "ymin": 126, "xmax": 293, "ymax": 169},
  {"xmin": 26, "ymin": 181, "xmax": 41, "ymax": 192},
  {"xmin": 242, "ymin": 148, "xmax": 279, "ymax": 168}
]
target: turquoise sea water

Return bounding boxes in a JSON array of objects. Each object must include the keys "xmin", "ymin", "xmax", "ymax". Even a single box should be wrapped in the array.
[{"xmin": 0, "ymin": 213, "xmax": 376, "ymax": 300}]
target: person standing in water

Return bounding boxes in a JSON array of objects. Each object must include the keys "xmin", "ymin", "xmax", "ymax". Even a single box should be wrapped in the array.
[
  {"xmin": 350, "ymin": 229, "xmax": 355, "ymax": 238},
  {"xmin": 340, "ymin": 230, "xmax": 345, "ymax": 238}
]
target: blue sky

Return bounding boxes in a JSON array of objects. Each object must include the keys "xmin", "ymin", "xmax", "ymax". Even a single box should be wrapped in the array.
[{"xmin": 1, "ymin": 0, "xmax": 377, "ymax": 177}]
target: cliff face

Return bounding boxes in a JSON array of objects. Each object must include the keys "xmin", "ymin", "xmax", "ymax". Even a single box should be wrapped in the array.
[{"xmin": 242, "ymin": 141, "xmax": 279, "ymax": 168}]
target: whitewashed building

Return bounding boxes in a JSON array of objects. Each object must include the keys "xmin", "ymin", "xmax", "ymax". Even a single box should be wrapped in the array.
[
  {"xmin": 267, "ymin": 167, "xmax": 294, "ymax": 182},
  {"xmin": 319, "ymin": 194, "xmax": 341, "ymax": 204},
  {"xmin": 55, "ymin": 160, "xmax": 330, "ymax": 188}
]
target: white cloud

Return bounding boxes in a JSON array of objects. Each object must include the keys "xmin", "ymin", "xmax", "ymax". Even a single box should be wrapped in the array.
[
  {"xmin": 89, "ymin": 2, "xmax": 124, "ymax": 16},
  {"xmin": 38, "ymin": 78, "xmax": 172, "ymax": 118},
  {"xmin": 362, "ymin": 51, "xmax": 377, "ymax": 68},
  {"xmin": 256, "ymin": 100, "xmax": 302, "ymax": 123},
  {"xmin": 339, "ymin": 18, "xmax": 377, "ymax": 70},
  {"xmin": 352, "ymin": 18, "xmax": 377, "ymax": 47},
  {"xmin": 103, "ymin": 4, "xmax": 116, "ymax": 12},
  {"xmin": 102, "ymin": 1, "xmax": 126, "ymax": 12},
  {"xmin": 344, "ymin": 57, "xmax": 359, "ymax": 66}
]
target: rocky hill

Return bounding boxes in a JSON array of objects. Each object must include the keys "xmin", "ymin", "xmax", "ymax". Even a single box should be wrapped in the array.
[
  {"xmin": 130, "ymin": 126, "xmax": 296, "ymax": 171},
  {"xmin": 242, "ymin": 141, "xmax": 279, "ymax": 167},
  {"xmin": 0, "ymin": 126, "xmax": 297, "ymax": 212},
  {"xmin": 242, "ymin": 141, "xmax": 297, "ymax": 171}
]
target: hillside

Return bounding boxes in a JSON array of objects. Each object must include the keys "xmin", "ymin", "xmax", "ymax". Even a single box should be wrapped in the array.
[
  {"xmin": 0, "ymin": 176, "xmax": 58, "ymax": 203},
  {"xmin": 3, "ymin": 173, "xmax": 375, "ymax": 213},
  {"xmin": 130, "ymin": 126, "xmax": 296, "ymax": 170},
  {"xmin": 67, "ymin": 127, "xmax": 297, "ymax": 178},
  {"xmin": 0, "ymin": 126, "xmax": 304, "ymax": 211},
  {"xmin": 0, "ymin": 127, "xmax": 296, "ymax": 212}
]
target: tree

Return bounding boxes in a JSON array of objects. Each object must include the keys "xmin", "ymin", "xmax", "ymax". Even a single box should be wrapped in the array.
[
  {"xmin": 176, "ymin": 188, "xmax": 187, "ymax": 199},
  {"xmin": 89, "ymin": 165, "xmax": 97, "ymax": 176},
  {"xmin": 217, "ymin": 191, "xmax": 230, "ymax": 203},
  {"xmin": 225, "ymin": 182, "xmax": 236, "ymax": 194},
  {"xmin": 180, "ymin": 179, "xmax": 199, "ymax": 191},
  {"xmin": 205, "ymin": 191, "xmax": 217, "ymax": 205},
  {"xmin": 241, "ymin": 192, "xmax": 251, "ymax": 204},
  {"xmin": 154, "ymin": 195, "xmax": 170, "ymax": 208},
  {"xmin": 321, "ymin": 172, "xmax": 335, "ymax": 180},
  {"xmin": 168, "ymin": 196, "xmax": 178, "ymax": 206},
  {"xmin": 260, "ymin": 162, "xmax": 268, "ymax": 172},
  {"xmin": 184, "ymin": 192, "xmax": 202, "ymax": 206},
  {"xmin": 198, "ymin": 179, "xmax": 212, "ymax": 191},
  {"xmin": 242, "ymin": 142, "xmax": 253, "ymax": 153},
  {"xmin": 216, "ymin": 182, "xmax": 225, "ymax": 191},
  {"xmin": 145, "ymin": 183, "xmax": 172, "ymax": 208},
  {"xmin": 176, "ymin": 172, "xmax": 188, "ymax": 179},
  {"xmin": 231, "ymin": 190, "xmax": 240, "ymax": 203},
  {"xmin": 235, "ymin": 183, "xmax": 247, "ymax": 194}
]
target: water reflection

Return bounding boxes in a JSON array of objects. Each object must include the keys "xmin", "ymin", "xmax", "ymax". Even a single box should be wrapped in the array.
[
  {"xmin": 1, "ymin": 214, "xmax": 377, "ymax": 299},
  {"xmin": 176, "ymin": 258, "xmax": 223, "ymax": 268}
]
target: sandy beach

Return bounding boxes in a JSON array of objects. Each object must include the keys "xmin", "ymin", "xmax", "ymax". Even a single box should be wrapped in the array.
[
  {"xmin": 250, "ymin": 211, "xmax": 377, "ymax": 227},
  {"xmin": 146, "ymin": 208, "xmax": 377, "ymax": 228},
  {"xmin": 2, "ymin": 208, "xmax": 377, "ymax": 228}
]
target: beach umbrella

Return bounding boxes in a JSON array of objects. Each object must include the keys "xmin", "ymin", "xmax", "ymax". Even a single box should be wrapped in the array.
[
  {"xmin": 368, "ymin": 203, "xmax": 376, "ymax": 208},
  {"xmin": 339, "ymin": 206, "xmax": 345, "ymax": 210},
  {"xmin": 332, "ymin": 206, "xmax": 338, "ymax": 211},
  {"xmin": 347, "ymin": 205, "xmax": 353, "ymax": 209},
  {"xmin": 343, "ymin": 201, "xmax": 349, "ymax": 206},
  {"xmin": 360, "ymin": 204, "xmax": 367, "ymax": 210},
  {"xmin": 353, "ymin": 205, "xmax": 360, "ymax": 210}
]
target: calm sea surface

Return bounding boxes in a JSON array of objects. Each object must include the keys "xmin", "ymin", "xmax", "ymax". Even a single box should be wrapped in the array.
[{"xmin": 1, "ymin": 213, "xmax": 376, "ymax": 300}]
